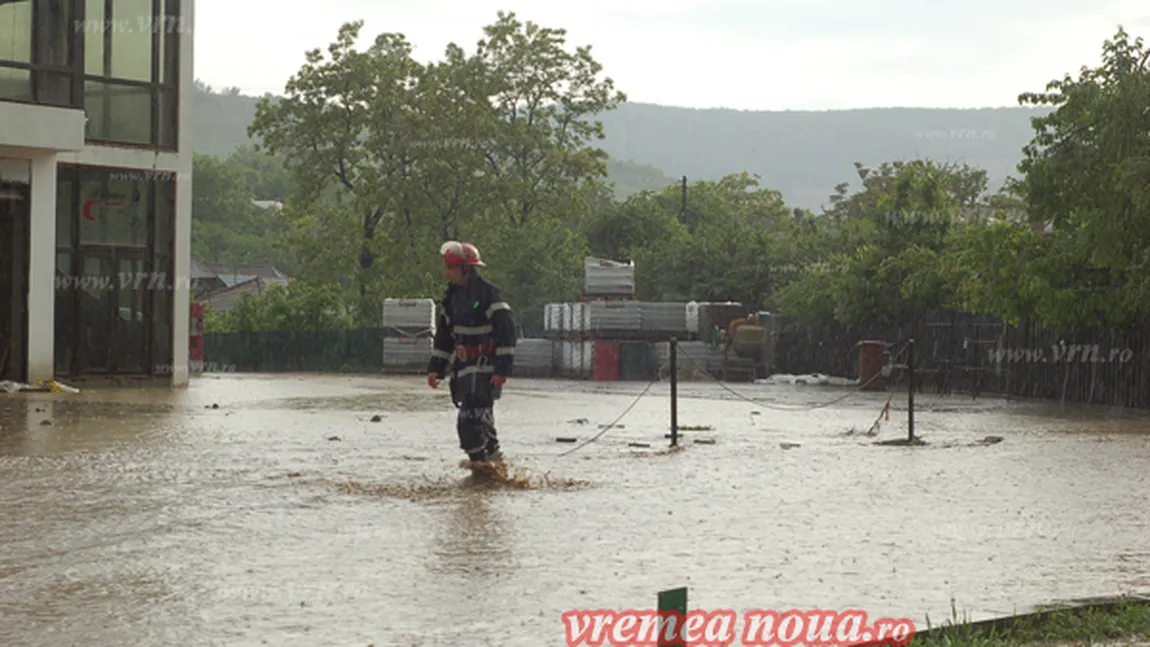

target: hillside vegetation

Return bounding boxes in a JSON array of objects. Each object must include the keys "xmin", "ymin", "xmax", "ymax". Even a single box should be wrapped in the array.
[
  {"xmin": 193, "ymin": 82, "xmax": 1050, "ymax": 210},
  {"xmin": 192, "ymin": 15, "xmax": 1149, "ymax": 344}
]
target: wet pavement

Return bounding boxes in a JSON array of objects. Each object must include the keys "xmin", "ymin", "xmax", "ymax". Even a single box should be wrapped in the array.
[{"xmin": 2, "ymin": 372, "xmax": 1150, "ymax": 646}]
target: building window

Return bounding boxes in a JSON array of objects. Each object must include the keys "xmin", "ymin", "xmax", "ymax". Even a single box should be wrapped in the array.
[
  {"xmin": 0, "ymin": 0, "xmax": 84, "ymax": 107},
  {"xmin": 83, "ymin": 0, "xmax": 180, "ymax": 148},
  {"xmin": 55, "ymin": 164, "xmax": 176, "ymax": 376}
]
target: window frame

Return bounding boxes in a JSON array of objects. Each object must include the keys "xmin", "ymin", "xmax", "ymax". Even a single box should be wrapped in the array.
[
  {"xmin": 82, "ymin": 0, "xmax": 180, "ymax": 150},
  {"xmin": 55, "ymin": 163, "xmax": 177, "ymax": 377},
  {"xmin": 0, "ymin": 0, "xmax": 85, "ymax": 108}
]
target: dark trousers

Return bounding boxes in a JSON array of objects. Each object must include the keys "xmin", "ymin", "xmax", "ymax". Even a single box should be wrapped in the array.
[{"xmin": 451, "ymin": 375, "xmax": 501, "ymax": 461}]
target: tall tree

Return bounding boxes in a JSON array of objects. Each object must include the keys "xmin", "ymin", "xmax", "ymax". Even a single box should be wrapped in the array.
[
  {"xmin": 248, "ymin": 22, "xmax": 424, "ymax": 312},
  {"xmin": 1016, "ymin": 25, "xmax": 1150, "ymax": 326}
]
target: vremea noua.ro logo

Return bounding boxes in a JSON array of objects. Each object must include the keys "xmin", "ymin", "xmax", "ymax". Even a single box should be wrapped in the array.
[
  {"xmin": 989, "ymin": 344, "xmax": 1135, "ymax": 364},
  {"xmin": 563, "ymin": 608, "xmax": 915, "ymax": 647}
]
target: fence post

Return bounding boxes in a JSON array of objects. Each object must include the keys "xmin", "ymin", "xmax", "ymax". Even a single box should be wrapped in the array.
[
  {"xmin": 670, "ymin": 337, "xmax": 678, "ymax": 447},
  {"xmin": 908, "ymin": 338, "xmax": 915, "ymax": 442},
  {"xmin": 657, "ymin": 586, "xmax": 688, "ymax": 647}
]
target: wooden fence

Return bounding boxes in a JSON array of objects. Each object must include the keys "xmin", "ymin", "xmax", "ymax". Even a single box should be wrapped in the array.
[{"xmin": 773, "ymin": 312, "xmax": 1150, "ymax": 409}]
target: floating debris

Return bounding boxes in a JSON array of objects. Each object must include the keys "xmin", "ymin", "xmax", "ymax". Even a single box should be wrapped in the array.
[
  {"xmin": 628, "ymin": 442, "xmax": 651, "ymax": 448},
  {"xmin": 327, "ymin": 436, "xmax": 341, "ymax": 442},
  {"xmin": 599, "ymin": 423, "xmax": 625, "ymax": 429},
  {"xmin": 568, "ymin": 418, "xmax": 589, "ymax": 424},
  {"xmin": 556, "ymin": 437, "xmax": 578, "ymax": 443},
  {"xmin": 370, "ymin": 415, "xmax": 382, "ymax": 423},
  {"xmin": 779, "ymin": 442, "xmax": 801, "ymax": 449},
  {"xmin": 982, "ymin": 435, "xmax": 1004, "ymax": 444},
  {"xmin": 874, "ymin": 437, "xmax": 928, "ymax": 447},
  {"xmin": 678, "ymin": 425, "xmax": 713, "ymax": 431},
  {"xmin": 750, "ymin": 411, "xmax": 761, "ymax": 415},
  {"xmin": 693, "ymin": 438, "xmax": 716, "ymax": 445}
]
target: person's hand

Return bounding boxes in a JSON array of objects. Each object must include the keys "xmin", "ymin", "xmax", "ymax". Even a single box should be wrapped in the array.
[
  {"xmin": 491, "ymin": 375, "xmax": 507, "ymax": 387},
  {"xmin": 427, "ymin": 373, "xmax": 440, "ymax": 389}
]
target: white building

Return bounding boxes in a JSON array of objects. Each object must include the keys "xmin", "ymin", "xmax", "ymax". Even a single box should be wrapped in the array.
[{"xmin": 0, "ymin": 0, "xmax": 194, "ymax": 386}]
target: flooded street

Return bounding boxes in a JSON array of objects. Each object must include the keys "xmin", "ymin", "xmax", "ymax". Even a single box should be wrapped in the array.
[{"xmin": 2, "ymin": 373, "xmax": 1150, "ymax": 646}]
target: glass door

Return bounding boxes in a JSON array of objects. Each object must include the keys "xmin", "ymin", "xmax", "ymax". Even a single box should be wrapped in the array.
[{"xmin": 76, "ymin": 248, "xmax": 149, "ymax": 374}]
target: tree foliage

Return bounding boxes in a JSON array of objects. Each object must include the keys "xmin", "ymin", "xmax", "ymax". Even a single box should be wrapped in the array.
[{"xmin": 195, "ymin": 24, "xmax": 1149, "ymax": 337}]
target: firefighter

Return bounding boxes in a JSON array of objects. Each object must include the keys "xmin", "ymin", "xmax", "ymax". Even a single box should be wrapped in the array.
[{"xmin": 426, "ymin": 241, "xmax": 516, "ymax": 469}]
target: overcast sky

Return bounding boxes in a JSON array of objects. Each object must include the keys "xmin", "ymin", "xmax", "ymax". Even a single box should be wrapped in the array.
[{"xmin": 194, "ymin": 0, "xmax": 1150, "ymax": 110}]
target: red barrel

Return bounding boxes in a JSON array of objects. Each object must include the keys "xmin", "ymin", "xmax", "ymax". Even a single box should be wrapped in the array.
[
  {"xmin": 593, "ymin": 340, "xmax": 620, "ymax": 381},
  {"xmin": 857, "ymin": 340, "xmax": 885, "ymax": 390}
]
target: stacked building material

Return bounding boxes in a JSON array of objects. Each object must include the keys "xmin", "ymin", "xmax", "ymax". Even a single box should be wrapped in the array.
[
  {"xmin": 513, "ymin": 338, "xmax": 553, "ymax": 377},
  {"xmin": 584, "ymin": 257, "xmax": 635, "ymax": 297},
  {"xmin": 639, "ymin": 302, "xmax": 688, "ymax": 334},
  {"xmin": 382, "ymin": 298, "xmax": 436, "ymax": 372}
]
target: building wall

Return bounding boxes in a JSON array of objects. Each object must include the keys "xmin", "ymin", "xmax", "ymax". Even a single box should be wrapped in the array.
[{"xmin": 0, "ymin": 0, "xmax": 194, "ymax": 387}]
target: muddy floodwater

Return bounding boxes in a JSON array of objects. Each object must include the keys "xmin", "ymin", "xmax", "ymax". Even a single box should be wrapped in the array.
[{"xmin": 2, "ymin": 373, "xmax": 1150, "ymax": 646}]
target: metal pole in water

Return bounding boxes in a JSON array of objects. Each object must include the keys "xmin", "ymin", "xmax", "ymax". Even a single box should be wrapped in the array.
[
  {"xmin": 657, "ymin": 587, "xmax": 688, "ymax": 647},
  {"xmin": 670, "ymin": 336, "xmax": 678, "ymax": 447},
  {"xmin": 908, "ymin": 338, "xmax": 915, "ymax": 442}
]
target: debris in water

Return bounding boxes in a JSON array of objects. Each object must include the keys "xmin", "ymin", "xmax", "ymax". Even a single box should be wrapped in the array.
[
  {"xmin": 780, "ymin": 442, "xmax": 800, "ymax": 449},
  {"xmin": 556, "ymin": 437, "xmax": 578, "ymax": 443},
  {"xmin": 750, "ymin": 411, "xmax": 761, "ymax": 415},
  {"xmin": 327, "ymin": 436, "xmax": 341, "ymax": 441},
  {"xmin": 874, "ymin": 437, "xmax": 928, "ymax": 446},
  {"xmin": 678, "ymin": 425, "xmax": 713, "ymax": 431},
  {"xmin": 370, "ymin": 415, "xmax": 382, "ymax": 422},
  {"xmin": 206, "ymin": 403, "xmax": 219, "ymax": 409},
  {"xmin": 628, "ymin": 442, "xmax": 651, "ymax": 448},
  {"xmin": 981, "ymin": 435, "xmax": 1004, "ymax": 444},
  {"xmin": 39, "ymin": 420, "xmax": 52, "ymax": 426},
  {"xmin": 568, "ymin": 418, "xmax": 589, "ymax": 424},
  {"xmin": 599, "ymin": 423, "xmax": 625, "ymax": 429},
  {"xmin": 313, "ymin": 468, "xmax": 590, "ymax": 501},
  {"xmin": 693, "ymin": 438, "xmax": 716, "ymax": 445}
]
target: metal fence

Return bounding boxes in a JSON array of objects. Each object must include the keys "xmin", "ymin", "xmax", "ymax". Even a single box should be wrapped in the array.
[{"xmin": 774, "ymin": 312, "xmax": 1150, "ymax": 408}]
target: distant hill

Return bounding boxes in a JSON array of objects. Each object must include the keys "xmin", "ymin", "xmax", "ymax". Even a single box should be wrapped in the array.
[
  {"xmin": 192, "ymin": 84, "xmax": 1052, "ymax": 209},
  {"xmin": 192, "ymin": 84, "xmax": 675, "ymax": 199}
]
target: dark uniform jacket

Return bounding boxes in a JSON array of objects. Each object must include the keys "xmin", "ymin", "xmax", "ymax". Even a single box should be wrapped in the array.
[{"xmin": 427, "ymin": 270, "xmax": 516, "ymax": 406}]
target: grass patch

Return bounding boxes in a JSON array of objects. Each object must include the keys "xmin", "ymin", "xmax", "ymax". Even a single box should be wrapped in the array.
[{"xmin": 908, "ymin": 598, "xmax": 1150, "ymax": 647}]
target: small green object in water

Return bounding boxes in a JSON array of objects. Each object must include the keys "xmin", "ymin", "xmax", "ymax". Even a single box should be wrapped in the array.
[{"xmin": 473, "ymin": 300, "xmax": 480, "ymax": 308}]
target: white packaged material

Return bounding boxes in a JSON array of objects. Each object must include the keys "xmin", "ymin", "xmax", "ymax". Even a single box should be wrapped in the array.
[
  {"xmin": 639, "ymin": 302, "xmax": 688, "ymax": 333},
  {"xmin": 588, "ymin": 300, "xmax": 642, "ymax": 331},
  {"xmin": 584, "ymin": 257, "xmax": 635, "ymax": 296},
  {"xmin": 382, "ymin": 298, "xmax": 436, "ymax": 335},
  {"xmin": 561, "ymin": 304, "xmax": 573, "ymax": 334},
  {"xmin": 383, "ymin": 337, "xmax": 433, "ymax": 368}
]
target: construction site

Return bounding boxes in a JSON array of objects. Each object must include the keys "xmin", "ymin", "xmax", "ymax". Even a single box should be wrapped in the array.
[{"xmin": 381, "ymin": 256, "xmax": 780, "ymax": 383}]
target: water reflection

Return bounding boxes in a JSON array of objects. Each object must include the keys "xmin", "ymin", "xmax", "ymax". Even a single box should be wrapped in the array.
[{"xmin": 431, "ymin": 485, "xmax": 514, "ymax": 580}]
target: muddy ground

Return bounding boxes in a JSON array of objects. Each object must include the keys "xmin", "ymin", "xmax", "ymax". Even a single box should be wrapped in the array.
[{"xmin": 1, "ymin": 373, "xmax": 1149, "ymax": 646}]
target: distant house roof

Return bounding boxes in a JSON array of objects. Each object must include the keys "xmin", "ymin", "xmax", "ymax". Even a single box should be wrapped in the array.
[
  {"xmin": 190, "ymin": 260, "xmax": 218, "ymax": 280},
  {"xmin": 219, "ymin": 274, "xmax": 256, "ymax": 287},
  {"xmin": 194, "ymin": 262, "xmax": 289, "ymax": 281},
  {"xmin": 200, "ymin": 276, "xmax": 290, "ymax": 312}
]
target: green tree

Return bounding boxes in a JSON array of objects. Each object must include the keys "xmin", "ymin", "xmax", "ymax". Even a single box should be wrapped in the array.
[{"xmin": 1014, "ymin": 25, "xmax": 1150, "ymax": 328}]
